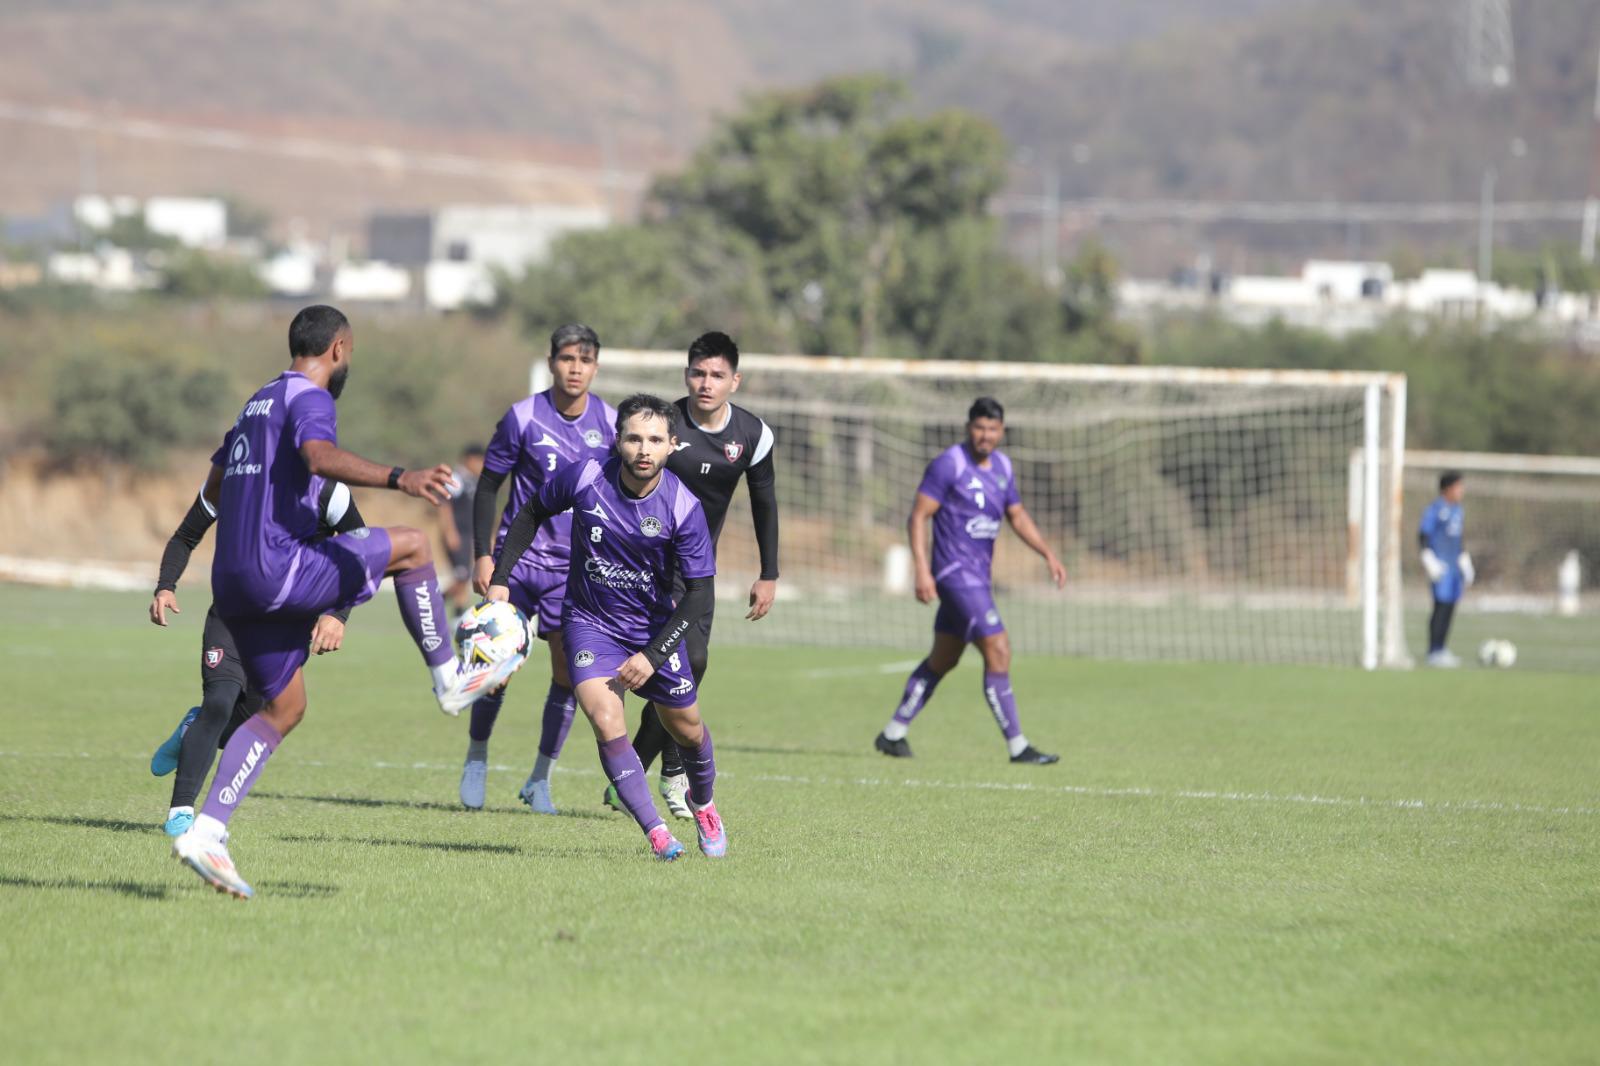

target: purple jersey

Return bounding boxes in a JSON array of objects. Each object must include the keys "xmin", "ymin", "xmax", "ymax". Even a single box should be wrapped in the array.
[
  {"xmin": 484, "ymin": 390, "xmax": 616, "ymax": 580},
  {"xmin": 209, "ymin": 371, "xmax": 341, "ymax": 609},
  {"xmin": 916, "ymin": 444, "xmax": 1021, "ymax": 589},
  {"xmin": 533, "ymin": 456, "xmax": 715, "ymax": 647}
]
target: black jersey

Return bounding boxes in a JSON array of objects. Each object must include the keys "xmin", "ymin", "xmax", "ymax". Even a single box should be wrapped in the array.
[{"xmin": 667, "ymin": 397, "xmax": 779, "ymax": 579}]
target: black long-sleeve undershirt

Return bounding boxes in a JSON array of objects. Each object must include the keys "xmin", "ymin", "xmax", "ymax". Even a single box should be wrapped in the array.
[
  {"xmin": 490, "ymin": 494, "xmax": 714, "ymax": 669},
  {"xmin": 746, "ymin": 453, "xmax": 780, "ymax": 581},
  {"xmin": 472, "ymin": 466, "xmax": 509, "ymax": 559}
]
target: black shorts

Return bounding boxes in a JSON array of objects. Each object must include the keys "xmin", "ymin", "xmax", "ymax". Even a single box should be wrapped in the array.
[
  {"xmin": 199, "ymin": 605, "xmax": 249, "ymax": 691},
  {"xmin": 446, "ymin": 543, "xmax": 474, "ymax": 585}
]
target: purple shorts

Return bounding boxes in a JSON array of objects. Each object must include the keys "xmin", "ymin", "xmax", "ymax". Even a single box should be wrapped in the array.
[
  {"xmin": 224, "ymin": 528, "xmax": 391, "ymax": 702},
  {"xmin": 506, "ymin": 565, "xmax": 566, "ymax": 638},
  {"xmin": 934, "ymin": 581, "xmax": 1006, "ymax": 642},
  {"xmin": 563, "ymin": 617, "xmax": 698, "ymax": 709}
]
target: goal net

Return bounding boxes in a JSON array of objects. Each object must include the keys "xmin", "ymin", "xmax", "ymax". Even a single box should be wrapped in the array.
[
  {"xmin": 1404, "ymin": 450, "xmax": 1600, "ymax": 671},
  {"xmin": 552, "ymin": 351, "xmax": 1409, "ymax": 668}
]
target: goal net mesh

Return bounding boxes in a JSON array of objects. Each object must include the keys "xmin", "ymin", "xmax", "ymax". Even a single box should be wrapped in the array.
[{"xmin": 584, "ymin": 352, "xmax": 1406, "ymax": 667}]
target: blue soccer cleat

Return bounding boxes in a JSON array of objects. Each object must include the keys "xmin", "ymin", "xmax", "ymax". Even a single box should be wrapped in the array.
[
  {"xmin": 163, "ymin": 807, "xmax": 195, "ymax": 837},
  {"xmin": 151, "ymin": 706, "xmax": 201, "ymax": 777},
  {"xmin": 459, "ymin": 756, "xmax": 488, "ymax": 810},
  {"xmin": 519, "ymin": 777, "xmax": 558, "ymax": 815}
]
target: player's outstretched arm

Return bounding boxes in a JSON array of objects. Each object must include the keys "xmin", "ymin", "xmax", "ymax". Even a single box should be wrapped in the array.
[
  {"xmin": 746, "ymin": 452, "xmax": 780, "ymax": 620},
  {"xmin": 150, "ymin": 465, "xmax": 223, "ymax": 626},
  {"xmin": 486, "ymin": 497, "xmax": 558, "ymax": 593},
  {"xmin": 300, "ymin": 439, "xmax": 454, "ymax": 505},
  {"xmin": 908, "ymin": 493, "xmax": 941, "ymax": 604},
  {"xmin": 1005, "ymin": 503, "xmax": 1066, "ymax": 589},
  {"xmin": 471, "ymin": 466, "xmax": 509, "ymax": 595}
]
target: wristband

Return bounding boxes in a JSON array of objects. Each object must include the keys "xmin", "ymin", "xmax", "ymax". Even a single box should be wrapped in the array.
[{"xmin": 388, "ymin": 466, "xmax": 405, "ymax": 490}]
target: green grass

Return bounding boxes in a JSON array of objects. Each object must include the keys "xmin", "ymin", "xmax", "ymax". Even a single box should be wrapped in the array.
[{"xmin": 1, "ymin": 584, "xmax": 1597, "ymax": 1065}]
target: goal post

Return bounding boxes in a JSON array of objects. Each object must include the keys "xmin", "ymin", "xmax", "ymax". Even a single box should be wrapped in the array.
[{"xmin": 542, "ymin": 351, "xmax": 1409, "ymax": 669}]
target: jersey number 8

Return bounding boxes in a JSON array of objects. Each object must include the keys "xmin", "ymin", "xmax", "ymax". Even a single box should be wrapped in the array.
[{"xmin": 589, "ymin": 526, "xmax": 603, "ymax": 542}]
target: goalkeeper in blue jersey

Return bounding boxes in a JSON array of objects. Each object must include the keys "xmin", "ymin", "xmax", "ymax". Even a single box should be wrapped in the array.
[{"xmin": 1418, "ymin": 470, "xmax": 1473, "ymax": 667}]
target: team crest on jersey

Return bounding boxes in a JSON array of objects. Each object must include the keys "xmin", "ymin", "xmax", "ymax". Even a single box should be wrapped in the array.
[
  {"xmin": 205, "ymin": 647, "xmax": 225, "ymax": 669},
  {"xmin": 640, "ymin": 516, "xmax": 663, "ymax": 537},
  {"xmin": 583, "ymin": 429, "xmax": 603, "ymax": 448},
  {"xmin": 724, "ymin": 441, "xmax": 744, "ymax": 462},
  {"xmin": 574, "ymin": 650, "xmax": 595, "ymax": 668},
  {"xmin": 985, "ymin": 609, "xmax": 1000, "ymax": 626}
]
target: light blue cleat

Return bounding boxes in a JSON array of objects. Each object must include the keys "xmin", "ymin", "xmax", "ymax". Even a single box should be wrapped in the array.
[
  {"xmin": 519, "ymin": 777, "xmax": 558, "ymax": 815},
  {"xmin": 151, "ymin": 706, "xmax": 200, "ymax": 777},
  {"xmin": 163, "ymin": 807, "xmax": 195, "ymax": 837},
  {"xmin": 459, "ymin": 756, "xmax": 488, "ymax": 810}
]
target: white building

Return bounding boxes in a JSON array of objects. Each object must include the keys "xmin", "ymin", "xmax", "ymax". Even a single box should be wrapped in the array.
[
  {"xmin": 331, "ymin": 261, "xmax": 411, "ymax": 302},
  {"xmin": 424, "ymin": 260, "xmax": 496, "ymax": 311},
  {"xmin": 144, "ymin": 197, "xmax": 227, "ymax": 249},
  {"xmin": 430, "ymin": 204, "xmax": 609, "ymax": 274}
]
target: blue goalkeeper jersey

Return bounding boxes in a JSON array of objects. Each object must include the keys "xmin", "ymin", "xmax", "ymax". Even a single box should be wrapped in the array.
[{"xmin": 1419, "ymin": 498, "xmax": 1464, "ymax": 564}]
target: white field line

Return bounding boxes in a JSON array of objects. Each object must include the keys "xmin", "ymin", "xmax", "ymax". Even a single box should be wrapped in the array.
[
  {"xmin": 801, "ymin": 658, "xmax": 923, "ymax": 680},
  {"xmin": 3, "ymin": 750, "xmax": 1596, "ymax": 818}
]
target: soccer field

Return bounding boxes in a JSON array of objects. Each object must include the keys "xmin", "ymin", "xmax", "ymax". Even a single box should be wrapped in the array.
[{"xmin": 2, "ymin": 585, "xmax": 1596, "ymax": 1065}]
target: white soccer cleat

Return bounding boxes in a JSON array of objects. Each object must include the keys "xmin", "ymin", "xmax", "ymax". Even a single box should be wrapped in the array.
[
  {"xmin": 172, "ymin": 828, "xmax": 253, "ymax": 900},
  {"xmin": 1425, "ymin": 650, "xmax": 1462, "ymax": 669},
  {"xmin": 435, "ymin": 655, "xmax": 525, "ymax": 716},
  {"xmin": 658, "ymin": 773, "xmax": 693, "ymax": 820}
]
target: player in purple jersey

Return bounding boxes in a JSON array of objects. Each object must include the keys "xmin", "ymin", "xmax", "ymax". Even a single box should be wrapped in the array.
[
  {"xmin": 874, "ymin": 397, "xmax": 1066, "ymax": 764},
  {"xmin": 488, "ymin": 394, "xmax": 727, "ymax": 861},
  {"xmin": 467, "ymin": 324, "xmax": 617, "ymax": 813},
  {"xmin": 170, "ymin": 305, "xmax": 510, "ymax": 900}
]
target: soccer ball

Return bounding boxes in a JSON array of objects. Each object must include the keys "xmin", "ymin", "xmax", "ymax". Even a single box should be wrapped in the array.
[
  {"xmin": 1477, "ymin": 638, "xmax": 1518, "ymax": 669},
  {"xmin": 455, "ymin": 599, "xmax": 532, "ymax": 669}
]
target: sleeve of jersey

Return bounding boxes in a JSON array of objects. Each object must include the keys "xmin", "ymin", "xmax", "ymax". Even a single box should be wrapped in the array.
[
  {"xmin": 674, "ymin": 499, "xmax": 717, "ymax": 580},
  {"xmin": 915, "ymin": 454, "xmax": 949, "ymax": 504},
  {"xmin": 642, "ymin": 575, "xmax": 713, "ymax": 671},
  {"xmin": 1418, "ymin": 503, "xmax": 1437, "ymax": 538},
  {"xmin": 482, "ymin": 409, "xmax": 520, "ymax": 476},
  {"xmin": 1004, "ymin": 465, "xmax": 1023, "ymax": 509},
  {"xmin": 746, "ymin": 426, "xmax": 780, "ymax": 580},
  {"xmin": 155, "ymin": 493, "xmax": 218, "ymax": 593},
  {"xmin": 288, "ymin": 386, "xmax": 338, "ymax": 449}
]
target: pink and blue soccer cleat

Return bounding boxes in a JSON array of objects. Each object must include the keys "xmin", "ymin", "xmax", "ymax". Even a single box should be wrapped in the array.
[
  {"xmin": 691, "ymin": 800, "xmax": 727, "ymax": 858},
  {"xmin": 647, "ymin": 825, "xmax": 685, "ymax": 862}
]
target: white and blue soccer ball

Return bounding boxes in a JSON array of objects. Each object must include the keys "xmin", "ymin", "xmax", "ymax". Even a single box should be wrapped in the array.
[
  {"xmin": 455, "ymin": 599, "xmax": 532, "ymax": 669},
  {"xmin": 1477, "ymin": 638, "xmax": 1518, "ymax": 669}
]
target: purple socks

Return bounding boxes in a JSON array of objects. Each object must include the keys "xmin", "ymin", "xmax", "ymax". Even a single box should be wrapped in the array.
[
  {"xmin": 468, "ymin": 688, "xmax": 504, "ymax": 742},
  {"xmin": 598, "ymin": 735, "xmax": 662, "ymax": 834},
  {"xmin": 394, "ymin": 563, "xmax": 454, "ymax": 669},
  {"xmin": 538, "ymin": 682, "xmax": 577, "ymax": 760},
  {"xmin": 894, "ymin": 659, "xmax": 942, "ymax": 724},
  {"xmin": 199, "ymin": 715, "xmax": 281, "ymax": 826},
  {"xmin": 982, "ymin": 672, "xmax": 1022, "ymax": 740},
  {"xmin": 679, "ymin": 726, "xmax": 716, "ymax": 806}
]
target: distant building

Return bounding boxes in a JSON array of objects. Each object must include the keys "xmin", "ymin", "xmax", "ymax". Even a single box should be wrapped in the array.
[
  {"xmin": 430, "ymin": 204, "xmax": 608, "ymax": 273},
  {"xmin": 144, "ymin": 197, "xmax": 227, "ymax": 250},
  {"xmin": 368, "ymin": 213, "xmax": 433, "ymax": 267}
]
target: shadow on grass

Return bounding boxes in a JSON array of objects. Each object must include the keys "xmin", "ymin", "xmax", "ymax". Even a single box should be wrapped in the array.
[
  {"xmin": 255, "ymin": 790, "xmax": 515, "ymax": 815},
  {"xmin": 277, "ymin": 832, "xmax": 521, "ymax": 855},
  {"xmin": 0, "ymin": 874, "xmax": 171, "ymax": 900},
  {"xmin": 0, "ymin": 814, "xmax": 153, "ymax": 834},
  {"xmin": 719, "ymin": 743, "xmax": 871, "ymax": 759}
]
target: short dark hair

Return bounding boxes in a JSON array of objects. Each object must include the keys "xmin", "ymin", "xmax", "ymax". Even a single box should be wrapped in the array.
[
  {"xmin": 968, "ymin": 396, "xmax": 1005, "ymax": 423},
  {"xmin": 1439, "ymin": 470, "xmax": 1463, "ymax": 492},
  {"xmin": 462, "ymin": 443, "xmax": 486, "ymax": 458},
  {"xmin": 288, "ymin": 305, "xmax": 350, "ymax": 359},
  {"xmin": 550, "ymin": 323, "xmax": 600, "ymax": 359},
  {"xmin": 687, "ymin": 331, "xmax": 739, "ymax": 371},
  {"xmin": 614, "ymin": 393, "xmax": 678, "ymax": 436}
]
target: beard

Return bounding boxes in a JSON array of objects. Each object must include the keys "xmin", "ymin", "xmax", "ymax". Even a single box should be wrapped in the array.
[{"xmin": 328, "ymin": 365, "xmax": 350, "ymax": 400}]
